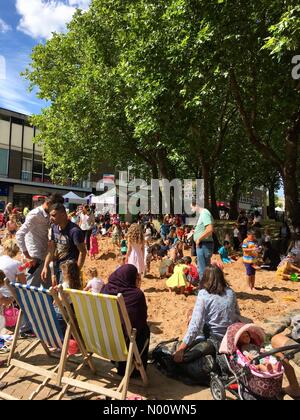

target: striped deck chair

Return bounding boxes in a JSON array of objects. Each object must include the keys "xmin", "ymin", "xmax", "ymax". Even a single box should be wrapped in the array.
[
  {"xmin": 60, "ymin": 288, "xmax": 149, "ymax": 400},
  {"xmin": 0, "ymin": 281, "xmax": 95, "ymax": 400}
]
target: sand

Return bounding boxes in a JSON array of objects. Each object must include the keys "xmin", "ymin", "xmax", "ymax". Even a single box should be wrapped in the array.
[{"xmin": 85, "ymin": 238, "xmax": 300, "ymax": 348}]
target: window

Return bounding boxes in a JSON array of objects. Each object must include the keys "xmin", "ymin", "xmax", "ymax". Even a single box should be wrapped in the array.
[
  {"xmin": 21, "ymin": 158, "xmax": 32, "ymax": 181},
  {"xmin": 0, "ymin": 148, "xmax": 8, "ymax": 177},
  {"xmin": 33, "ymin": 158, "xmax": 43, "ymax": 183}
]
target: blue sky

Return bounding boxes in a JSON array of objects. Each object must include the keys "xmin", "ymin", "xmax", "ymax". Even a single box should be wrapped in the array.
[{"xmin": 0, "ymin": 0, "xmax": 90, "ymax": 115}]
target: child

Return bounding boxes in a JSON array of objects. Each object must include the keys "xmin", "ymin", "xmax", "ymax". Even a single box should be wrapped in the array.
[
  {"xmin": 6, "ymin": 215, "xmax": 18, "ymax": 237},
  {"xmin": 84, "ymin": 268, "xmax": 104, "ymax": 294},
  {"xmin": 159, "ymin": 258, "xmax": 174, "ymax": 279},
  {"xmin": 177, "ymin": 226, "xmax": 184, "ymax": 242},
  {"xmin": 112, "ymin": 223, "xmax": 122, "ymax": 252},
  {"xmin": 233, "ymin": 223, "xmax": 241, "ymax": 251},
  {"xmin": 219, "ymin": 241, "xmax": 233, "ymax": 264},
  {"xmin": 89, "ymin": 233, "xmax": 99, "ymax": 260},
  {"xmin": 158, "ymin": 239, "xmax": 170, "ymax": 259},
  {"xmin": 242, "ymin": 230, "xmax": 259, "ymax": 291},
  {"xmin": 120, "ymin": 236, "xmax": 128, "ymax": 256},
  {"xmin": 60, "ymin": 261, "xmax": 82, "ymax": 290},
  {"xmin": 183, "ymin": 256, "xmax": 199, "ymax": 288},
  {"xmin": 144, "ymin": 223, "xmax": 152, "ymax": 244},
  {"xmin": 169, "ymin": 241, "xmax": 184, "ymax": 263},
  {"xmin": 127, "ymin": 223, "xmax": 145, "ymax": 278},
  {"xmin": 261, "ymin": 241, "xmax": 281, "ymax": 271},
  {"xmin": 0, "ymin": 270, "xmax": 14, "ymax": 315},
  {"xmin": 263, "ymin": 228, "xmax": 271, "ymax": 244},
  {"xmin": 166, "ymin": 260, "xmax": 188, "ymax": 294},
  {"xmin": 237, "ymin": 331, "xmax": 279, "ymax": 374}
]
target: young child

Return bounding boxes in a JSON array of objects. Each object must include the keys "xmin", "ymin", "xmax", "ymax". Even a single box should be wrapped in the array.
[
  {"xmin": 89, "ymin": 233, "xmax": 99, "ymax": 260},
  {"xmin": 169, "ymin": 241, "xmax": 184, "ymax": 263},
  {"xmin": 219, "ymin": 241, "xmax": 233, "ymax": 264},
  {"xmin": 60, "ymin": 261, "xmax": 82, "ymax": 290},
  {"xmin": 159, "ymin": 257, "xmax": 174, "ymax": 279},
  {"xmin": 0, "ymin": 270, "xmax": 14, "ymax": 316},
  {"xmin": 112, "ymin": 223, "xmax": 122, "ymax": 252},
  {"xmin": 237, "ymin": 331, "xmax": 279, "ymax": 374},
  {"xmin": 183, "ymin": 256, "xmax": 199, "ymax": 288},
  {"xmin": 6, "ymin": 215, "xmax": 18, "ymax": 237},
  {"xmin": 84, "ymin": 268, "xmax": 104, "ymax": 294},
  {"xmin": 158, "ymin": 239, "xmax": 170, "ymax": 259},
  {"xmin": 120, "ymin": 236, "xmax": 128, "ymax": 256},
  {"xmin": 166, "ymin": 260, "xmax": 188, "ymax": 294},
  {"xmin": 242, "ymin": 230, "xmax": 259, "ymax": 291}
]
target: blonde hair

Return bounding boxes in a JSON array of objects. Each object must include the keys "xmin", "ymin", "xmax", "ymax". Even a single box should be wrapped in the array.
[
  {"xmin": 3, "ymin": 239, "xmax": 19, "ymax": 258},
  {"xmin": 127, "ymin": 223, "xmax": 144, "ymax": 244}
]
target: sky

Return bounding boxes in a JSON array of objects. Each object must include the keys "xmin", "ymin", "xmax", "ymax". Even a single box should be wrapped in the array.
[{"xmin": 0, "ymin": 0, "xmax": 91, "ymax": 116}]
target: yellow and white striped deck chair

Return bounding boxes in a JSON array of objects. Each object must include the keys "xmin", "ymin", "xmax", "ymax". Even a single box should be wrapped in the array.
[{"xmin": 60, "ymin": 288, "xmax": 148, "ymax": 400}]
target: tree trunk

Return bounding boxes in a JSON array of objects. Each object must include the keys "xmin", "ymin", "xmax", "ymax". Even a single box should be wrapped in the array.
[
  {"xmin": 210, "ymin": 175, "xmax": 219, "ymax": 219},
  {"xmin": 229, "ymin": 183, "xmax": 240, "ymax": 220},
  {"xmin": 268, "ymin": 183, "xmax": 276, "ymax": 220},
  {"xmin": 283, "ymin": 168, "xmax": 300, "ymax": 228},
  {"xmin": 202, "ymin": 162, "xmax": 210, "ymax": 209}
]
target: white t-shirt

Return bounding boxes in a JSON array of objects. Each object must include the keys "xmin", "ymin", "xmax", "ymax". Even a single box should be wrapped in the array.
[
  {"xmin": 233, "ymin": 228, "xmax": 240, "ymax": 238},
  {"xmin": 86, "ymin": 278, "xmax": 104, "ymax": 294},
  {"xmin": 80, "ymin": 213, "xmax": 95, "ymax": 231},
  {"xmin": 0, "ymin": 255, "xmax": 21, "ymax": 282}
]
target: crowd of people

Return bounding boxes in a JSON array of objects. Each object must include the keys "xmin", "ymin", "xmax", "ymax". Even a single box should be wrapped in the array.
[{"xmin": 0, "ymin": 197, "xmax": 299, "ymax": 399}]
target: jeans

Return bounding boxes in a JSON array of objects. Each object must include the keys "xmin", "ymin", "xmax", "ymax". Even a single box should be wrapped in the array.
[
  {"xmin": 20, "ymin": 259, "xmax": 51, "ymax": 333},
  {"xmin": 196, "ymin": 242, "xmax": 214, "ymax": 280}
]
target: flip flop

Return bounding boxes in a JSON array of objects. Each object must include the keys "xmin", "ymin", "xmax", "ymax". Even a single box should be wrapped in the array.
[{"xmin": 0, "ymin": 346, "xmax": 10, "ymax": 354}]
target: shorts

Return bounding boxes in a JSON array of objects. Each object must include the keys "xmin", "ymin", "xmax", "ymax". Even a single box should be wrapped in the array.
[{"xmin": 244, "ymin": 263, "xmax": 256, "ymax": 276}]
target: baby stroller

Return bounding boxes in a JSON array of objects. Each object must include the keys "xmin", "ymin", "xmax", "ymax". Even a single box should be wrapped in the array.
[{"xmin": 210, "ymin": 323, "xmax": 300, "ymax": 400}]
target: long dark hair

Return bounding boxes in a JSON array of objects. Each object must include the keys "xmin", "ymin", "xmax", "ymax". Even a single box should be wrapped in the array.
[{"xmin": 201, "ymin": 265, "xmax": 229, "ymax": 296}]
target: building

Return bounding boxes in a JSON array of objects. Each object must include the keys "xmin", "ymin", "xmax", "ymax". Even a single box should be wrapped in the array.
[{"xmin": 0, "ymin": 107, "xmax": 93, "ymax": 210}]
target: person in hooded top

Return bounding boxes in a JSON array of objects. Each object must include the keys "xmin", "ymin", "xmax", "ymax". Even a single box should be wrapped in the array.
[{"xmin": 101, "ymin": 264, "xmax": 150, "ymax": 376}]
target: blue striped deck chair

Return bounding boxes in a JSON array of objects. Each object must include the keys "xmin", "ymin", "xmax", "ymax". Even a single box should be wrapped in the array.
[
  {"xmin": 59, "ymin": 287, "xmax": 149, "ymax": 400},
  {"xmin": 0, "ymin": 281, "xmax": 95, "ymax": 401}
]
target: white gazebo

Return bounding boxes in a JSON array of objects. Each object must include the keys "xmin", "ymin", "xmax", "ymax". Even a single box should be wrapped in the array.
[{"xmin": 63, "ymin": 191, "xmax": 87, "ymax": 205}]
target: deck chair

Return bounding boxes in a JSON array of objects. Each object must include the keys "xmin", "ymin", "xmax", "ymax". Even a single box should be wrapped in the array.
[
  {"xmin": 0, "ymin": 281, "xmax": 95, "ymax": 400},
  {"xmin": 60, "ymin": 288, "xmax": 149, "ymax": 400}
]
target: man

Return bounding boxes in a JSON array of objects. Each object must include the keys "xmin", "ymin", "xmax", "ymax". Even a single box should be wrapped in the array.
[
  {"xmin": 16, "ymin": 193, "xmax": 64, "ymax": 337},
  {"xmin": 191, "ymin": 201, "xmax": 214, "ymax": 280},
  {"xmin": 41, "ymin": 203, "xmax": 86, "ymax": 284},
  {"xmin": 16, "ymin": 193, "xmax": 64, "ymax": 288}
]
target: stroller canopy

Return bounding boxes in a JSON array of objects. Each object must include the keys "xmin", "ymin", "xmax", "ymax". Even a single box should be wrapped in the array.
[{"xmin": 219, "ymin": 323, "xmax": 265, "ymax": 355}]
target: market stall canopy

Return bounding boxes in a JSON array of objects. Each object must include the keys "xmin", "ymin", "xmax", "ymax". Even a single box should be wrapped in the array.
[{"xmin": 63, "ymin": 191, "xmax": 86, "ymax": 204}]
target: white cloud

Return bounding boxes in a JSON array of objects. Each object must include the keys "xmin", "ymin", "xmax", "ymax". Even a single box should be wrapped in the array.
[
  {"xmin": 0, "ymin": 18, "xmax": 12, "ymax": 33},
  {"xmin": 16, "ymin": 0, "xmax": 91, "ymax": 40}
]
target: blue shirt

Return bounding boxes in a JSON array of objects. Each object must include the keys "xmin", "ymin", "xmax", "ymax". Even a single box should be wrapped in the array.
[
  {"xmin": 183, "ymin": 288, "xmax": 240, "ymax": 345},
  {"xmin": 219, "ymin": 246, "xmax": 229, "ymax": 260},
  {"xmin": 51, "ymin": 221, "xmax": 85, "ymax": 265}
]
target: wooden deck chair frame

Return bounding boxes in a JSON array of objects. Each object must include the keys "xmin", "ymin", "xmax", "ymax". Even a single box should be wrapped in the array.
[
  {"xmin": 0, "ymin": 280, "xmax": 95, "ymax": 401},
  {"xmin": 59, "ymin": 286, "xmax": 148, "ymax": 400}
]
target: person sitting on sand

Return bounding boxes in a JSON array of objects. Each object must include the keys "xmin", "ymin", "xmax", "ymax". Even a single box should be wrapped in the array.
[
  {"xmin": 169, "ymin": 241, "xmax": 184, "ymax": 264},
  {"xmin": 166, "ymin": 260, "xmax": 189, "ymax": 294},
  {"xmin": 276, "ymin": 252, "xmax": 300, "ymax": 281},
  {"xmin": 218, "ymin": 241, "xmax": 233, "ymax": 265},
  {"xmin": 183, "ymin": 256, "xmax": 199, "ymax": 288},
  {"xmin": 261, "ymin": 241, "xmax": 281, "ymax": 271},
  {"xmin": 173, "ymin": 265, "xmax": 240, "ymax": 364},
  {"xmin": 159, "ymin": 257, "xmax": 174, "ymax": 279}
]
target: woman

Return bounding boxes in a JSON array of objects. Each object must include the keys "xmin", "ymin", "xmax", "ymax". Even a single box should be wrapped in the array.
[
  {"xmin": 0, "ymin": 239, "xmax": 26, "ymax": 283},
  {"xmin": 173, "ymin": 265, "xmax": 240, "ymax": 364},
  {"xmin": 79, "ymin": 205, "xmax": 95, "ymax": 253},
  {"xmin": 4, "ymin": 203, "xmax": 13, "ymax": 224},
  {"xmin": 102, "ymin": 264, "xmax": 150, "ymax": 376},
  {"xmin": 237, "ymin": 210, "xmax": 249, "ymax": 242}
]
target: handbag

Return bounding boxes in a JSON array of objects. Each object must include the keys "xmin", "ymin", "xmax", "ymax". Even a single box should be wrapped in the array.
[{"xmin": 4, "ymin": 306, "xmax": 19, "ymax": 328}]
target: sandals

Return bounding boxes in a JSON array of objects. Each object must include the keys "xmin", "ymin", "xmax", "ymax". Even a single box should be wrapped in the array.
[{"xmin": 0, "ymin": 345, "xmax": 10, "ymax": 354}]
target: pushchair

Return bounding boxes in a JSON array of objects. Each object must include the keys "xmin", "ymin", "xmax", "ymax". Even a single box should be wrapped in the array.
[{"xmin": 210, "ymin": 323, "xmax": 300, "ymax": 400}]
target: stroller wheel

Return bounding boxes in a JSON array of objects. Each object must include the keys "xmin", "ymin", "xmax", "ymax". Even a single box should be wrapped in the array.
[{"xmin": 210, "ymin": 376, "xmax": 226, "ymax": 401}]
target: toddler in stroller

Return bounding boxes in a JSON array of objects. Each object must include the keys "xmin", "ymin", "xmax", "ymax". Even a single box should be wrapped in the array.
[{"xmin": 211, "ymin": 323, "xmax": 300, "ymax": 400}]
